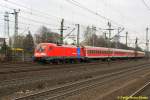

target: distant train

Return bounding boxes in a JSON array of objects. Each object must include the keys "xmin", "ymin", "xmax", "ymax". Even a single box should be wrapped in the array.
[{"xmin": 34, "ymin": 43, "xmax": 145, "ymax": 63}]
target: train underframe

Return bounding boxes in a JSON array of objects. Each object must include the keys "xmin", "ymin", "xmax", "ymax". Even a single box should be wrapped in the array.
[{"xmin": 33, "ymin": 56, "xmax": 145, "ymax": 64}]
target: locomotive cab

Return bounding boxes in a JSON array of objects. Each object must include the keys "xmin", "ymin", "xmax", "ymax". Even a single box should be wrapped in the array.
[
  {"xmin": 35, "ymin": 44, "xmax": 47, "ymax": 57},
  {"xmin": 34, "ymin": 43, "xmax": 55, "ymax": 61}
]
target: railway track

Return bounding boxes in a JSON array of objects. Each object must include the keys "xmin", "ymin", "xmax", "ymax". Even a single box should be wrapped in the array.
[
  {"xmin": 1, "ymin": 61, "xmax": 149, "ymax": 89},
  {"xmin": 127, "ymin": 82, "xmax": 150, "ymax": 100},
  {"xmin": 0, "ymin": 62, "xmax": 101, "ymax": 74},
  {"xmin": 0, "ymin": 60, "xmax": 147, "ymax": 75},
  {"xmin": 13, "ymin": 63, "xmax": 150, "ymax": 100}
]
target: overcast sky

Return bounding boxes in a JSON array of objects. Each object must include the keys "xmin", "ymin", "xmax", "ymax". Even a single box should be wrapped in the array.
[{"xmin": 0, "ymin": 0, "xmax": 150, "ymax": 48}]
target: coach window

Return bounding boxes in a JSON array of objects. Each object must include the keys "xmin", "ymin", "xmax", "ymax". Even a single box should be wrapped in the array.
[
  {"xmin": 110, "ymin": 51, "xmax": 112, "ymax": 54},
  {"xmin": 107, "ymin": 51, "xmax": 109, "ymax": 54},
  {"xmin": 104, "ymin": 51, "xmax": 106, "ymax": 54},
  {"xmin": 87, "ymin": 50, "xmax": 89, "ymax": 54}
]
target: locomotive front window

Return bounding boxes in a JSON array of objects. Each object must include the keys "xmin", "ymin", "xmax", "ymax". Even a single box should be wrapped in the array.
[{"xmin": 36, "ymin": 45, "xmax": 46, "ymax": 52}]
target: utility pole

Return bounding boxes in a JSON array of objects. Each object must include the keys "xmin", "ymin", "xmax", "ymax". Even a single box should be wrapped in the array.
[
  {"xmin": 146, "ymin": 27, "xmax": 149, "ymax": 58},
  {"xmin": 135, "ymin": 37, "xmax": 138, "ymax": 48},
  {"xmin": 106, "ymin": 22, "xmax": 114, "ymax": 48},
  {"xmin": 11, "ymin": 9, "xmax": 20, "ymax": 47},
  {"xmin": 103, "ymin": 32, "xmax": 107, "ymax": 39},
  {"xmin": 135, "ymin": 37, "xmax": 138, "ymax": 58},
  {"xmin": 4, "ymin": 11, "xmax": 10, "ymax": 46},
  {"xmin": 116, "ymin": 27, "xmax": 120, "ymax": 48},
  {"xmin": 115, "ymin": 27, "xmax": 124, "ymax": 48},
  {"xmin": 92, "ymin": 26, "xmax": 96, "ymax": 47},
  {"xmin": 126, "ymin": 32, "xmax": 128, "ymax": 46},
  {"xmin": 107, "ymin": 22, "xmax": 113, "ymax": 63},
  {"xmin": 60, "ymin": 18, "xmax": 64, "ymax": 45},
  {"xmin": 108, "ymin": 22, "xmax": 111, "ymax": 41},
  {"xmin": 76, "ymin": 24, "xmax": 80, "ymax": 47},
  {"xmin": 13, "ymin": 9, "xmax": 19, "ymax": 37}
]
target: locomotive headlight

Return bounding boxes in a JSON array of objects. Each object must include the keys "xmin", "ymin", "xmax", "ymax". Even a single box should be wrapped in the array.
[
  {"xmin": 41, "ymin": 53, "xmax": 46, "ymax": 56},
  {"xmin": 35, "ymin": 53, "xmax": 39, "ymax": 56}
]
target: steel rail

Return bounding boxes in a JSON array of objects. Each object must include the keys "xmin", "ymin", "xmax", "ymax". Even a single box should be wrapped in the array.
[
  {"xmin": 126, "ymin": 81, "xmax": 150, "ymax": 100},
  {"xmin": 14, "ymin": 63, "xmax": 150, "ymax": 100}
]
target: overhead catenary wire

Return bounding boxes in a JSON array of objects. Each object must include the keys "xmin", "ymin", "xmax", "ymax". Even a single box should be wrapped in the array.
[
  {"xmin": 141, "ymin": 0, "xmax": 150, "ymax": 10},
  {"xmin": 0, "ymin": 3, "xmax": 60, "ymax": 25},
  {"xmin": 66, "ymin": 0, "xmax": 124, "ymax": 27},
  {"xmin": 66, "ymin": 0, "xmax": 144, "ymax": 38},
  {"xmin": 0, "ymin": 0, "xmax": 144, "ymax": 43},
  {"xmin": 1, "ymin": 0, "xmax": 107, "ymax": 28},
  {"xmin": 2, "ymin": 0, "xmax": 79, "ymax": 27},
  {"xmin": 0, "ymin": 4, "xmax": 73, "ymax": 29},
  {"xmin": 0, "ymin": 1, "xmax": 120, "ymax": 29},
  {"xmin": 20, "ymin": 16, "xmax": 60, "ymax": 27},
  {"xmin": 0, "ymin": 3, "xmax": 103, "ymax": 32},
  {"xmin": 3, "ymin": 0, "xmax": 62, "ymax": 20}
]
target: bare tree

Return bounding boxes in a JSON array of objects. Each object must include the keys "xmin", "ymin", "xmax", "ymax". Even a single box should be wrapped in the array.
[{"xmin": 35, "ymin": 26, "xmax": 61, "ymax": 44}]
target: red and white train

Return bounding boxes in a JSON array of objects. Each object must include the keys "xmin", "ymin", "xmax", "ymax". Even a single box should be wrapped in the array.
[{"xmin": 34, "ymin": 43, "xmax": 145, "ymax": 62}]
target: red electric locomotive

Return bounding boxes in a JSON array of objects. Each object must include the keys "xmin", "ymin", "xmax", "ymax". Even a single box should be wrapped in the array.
[
  {"xmin": 34, "ymin": 43, "xmax": 85, "ymax": 62},
  {"xmin": 34, "ymin": 43, "xmax": 145, "ymax": 63}
]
